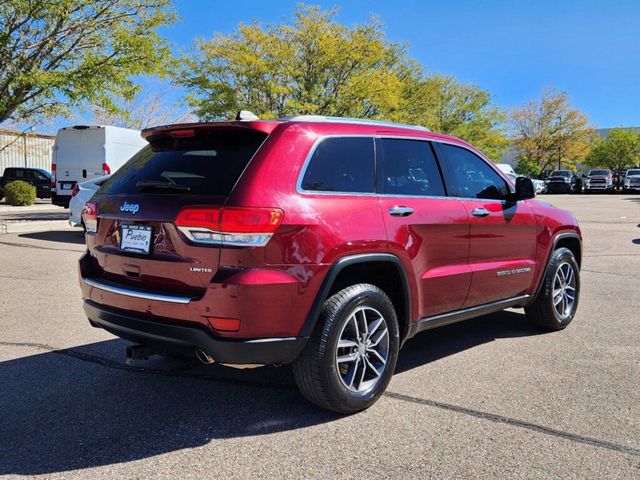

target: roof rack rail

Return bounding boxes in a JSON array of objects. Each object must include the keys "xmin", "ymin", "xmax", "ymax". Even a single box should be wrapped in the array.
[{"xmin": 281, "ymin": 115, "xmax": 430, "ymax": 132}]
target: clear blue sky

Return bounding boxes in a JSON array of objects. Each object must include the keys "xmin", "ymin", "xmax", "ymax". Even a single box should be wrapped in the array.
[{"xmin": 161, "ymin": 0, "xmax": 640, "ymax": 128}]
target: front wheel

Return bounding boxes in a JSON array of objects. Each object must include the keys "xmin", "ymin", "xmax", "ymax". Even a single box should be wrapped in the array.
[
  {"xmin": 293, "ymin": 284, "xmax": 400, "ymax": 414},
  {"xmin": 525, "ymin": 247, "xmax": 580, "ymax": 330}
]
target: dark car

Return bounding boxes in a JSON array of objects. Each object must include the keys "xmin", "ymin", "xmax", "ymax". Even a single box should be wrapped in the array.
[
  {"xmin": 0, "ymin": 167, "xmax": 52, "ymax": 198},
  {"xmin": 545, "ymin": 170, "xmax": 582, "ymax": 193},
  {"xmin": 79, "ymin": 114, "xmax": 582, "ymax": 413}
]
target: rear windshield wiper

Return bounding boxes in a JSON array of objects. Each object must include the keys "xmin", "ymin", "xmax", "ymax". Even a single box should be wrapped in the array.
[{"xmin": 135, "ymin": 180, "xmax": 190, "ymax": 191}]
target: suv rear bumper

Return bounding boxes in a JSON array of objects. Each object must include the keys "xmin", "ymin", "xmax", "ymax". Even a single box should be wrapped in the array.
[{"xmin": 84, "ymin": 300, "xmax": 307, "ymax": 365}]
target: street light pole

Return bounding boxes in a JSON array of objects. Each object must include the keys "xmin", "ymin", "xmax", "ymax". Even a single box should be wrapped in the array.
[{"xmin": 557, "ymin": 115, "xmax": 562, "ymax": 170}]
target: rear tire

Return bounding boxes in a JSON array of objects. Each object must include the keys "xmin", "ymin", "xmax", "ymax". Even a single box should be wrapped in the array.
[
  {"xmin": 525, "ymin": 247, "xmax": 580, "ymax": 331},
  {"xmin": 293, "ymin": 284, "xmax": 399, "ymax": 414}
]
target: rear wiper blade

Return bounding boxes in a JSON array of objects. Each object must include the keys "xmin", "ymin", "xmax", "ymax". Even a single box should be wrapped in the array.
[{"xmin": 135, "ymin": 180, "xmax": 190, "ymax": 191}]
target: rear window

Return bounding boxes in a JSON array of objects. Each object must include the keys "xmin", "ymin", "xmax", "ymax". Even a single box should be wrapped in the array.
[
  {"xmin": 301, "ymin": 137, "xmax": 375, "ymax": 193},
  {"xmin": 99, "ymin": 129, "xmax": 266, "ymax": 196}
]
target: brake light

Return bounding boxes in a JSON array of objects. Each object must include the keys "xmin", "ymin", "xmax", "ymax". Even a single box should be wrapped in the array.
[
  {"xmin": 102, "ymin": 163, "xmax": 111, "ymax": 175},
  {"xmin": 51, "ymin": 163, "xmax": 56, "ymax": 189},
  {"xmin": 169, "ymin": 129, "xmax": 196, "ymax": 138},
  {"xmin": 71, "ymin": 184, "xmax": 80, "ymax": 198},
  {"xmin": 82, "ymin": 201, "xmax": 98, "ymax": 233},
  {"xmin": 175, "ymin": 207, "xmax": 284, "ymax": 246}
]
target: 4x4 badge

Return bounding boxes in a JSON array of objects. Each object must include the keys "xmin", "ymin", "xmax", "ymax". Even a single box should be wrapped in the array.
[{"xmin": 120, "ymin": 201, "xmax": 139, "ymax": 215}]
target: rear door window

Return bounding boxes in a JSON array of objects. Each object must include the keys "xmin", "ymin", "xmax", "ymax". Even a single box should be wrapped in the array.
[
  {"xmin": 99, "ymin": 130, "xmax": 267, "ymax": 196},
  {"xmin": 377, "ymin": 138, "xmax": 445, "ymax": 196},
  {"xmin": 301, "ymin": 137, "xmax": 375, "ymax": 193}
]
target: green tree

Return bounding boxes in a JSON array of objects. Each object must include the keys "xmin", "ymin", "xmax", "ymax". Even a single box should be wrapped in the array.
[
  {"xmin": 177, "ymin": 4, "xmax": 507, "ymax": 159},
  {"xmin": 585, "ymin": 129, "xmax": 640, "ymax": 171},
  {"xmin": 179, "ymin": 5, "xmax": 407, "ymax": 120},
  {"xmin": 0, "ymin": 0, "xmax": 176, "ymax": 126},
  {"xmin": 396, "ymin": 74, "xmax": 507, "ymax": 159},
  {"xmin": 510, "ymin": 89, "xmax": 593, "ymax": 174}
]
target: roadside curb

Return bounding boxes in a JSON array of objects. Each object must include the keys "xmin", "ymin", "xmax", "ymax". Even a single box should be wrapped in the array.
[
  {"xmin": 0, "ymin": 204, "xmax": 67, "ymax": 213},
  {"xmin": 0, "ymin": 220, "xmax": 74, "ymax": 235}
]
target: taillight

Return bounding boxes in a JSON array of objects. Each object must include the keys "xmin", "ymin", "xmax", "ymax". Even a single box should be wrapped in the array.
[
  {"xmin": 71, "ymin": 184, "xmax": 80, "ymax": 198},
  {"xmin": 51, "ymin": 163, "xmax": 56, "ymax": 189},
  {"xmin": 102, "ymin": 163, "xmax": 111, "ymax": 175},
  {"xmin": 82, "ymin": 201, "xmax": 98, "ymax": 233},
  {"xmin": 175, "ymin": 206, "xmax": 284, "ymax": 246}
]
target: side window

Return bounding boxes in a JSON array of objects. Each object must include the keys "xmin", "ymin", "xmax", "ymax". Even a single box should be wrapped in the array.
[
  {"xmin": 438, "ymin": 144, "xmax": 510, "ymax": 200},
  {"xmin": 378, "ymin": 138, "xmax": 445, "ymax": 196},
  {"xmin": 301, "ymin": 137, "xmax": 375, "ymax": 193},
  {"xmin": 13, "ymin": 169, "xmax": 24, "ymax": 178}
]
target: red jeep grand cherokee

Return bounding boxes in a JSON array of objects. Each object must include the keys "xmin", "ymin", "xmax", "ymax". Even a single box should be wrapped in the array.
[{"xmin": 79, "ymin": 115, "xmax": 581, "ymax": 413}]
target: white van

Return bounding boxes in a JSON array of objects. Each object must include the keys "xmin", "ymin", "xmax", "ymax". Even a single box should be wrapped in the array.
[{"xmin": 51, "ymin": 125, "xmax": 147, "ymax": 207}]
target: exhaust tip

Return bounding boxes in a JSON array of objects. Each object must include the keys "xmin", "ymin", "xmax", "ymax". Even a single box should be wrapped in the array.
[{"xmin": 195, "ymin": 349, "xmax": 215, "ymax": 365}]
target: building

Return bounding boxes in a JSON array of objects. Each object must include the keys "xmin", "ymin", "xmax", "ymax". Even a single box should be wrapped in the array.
[{"xmin": 0, "ymin": 129, "xmax": 55, "ymax": 176}]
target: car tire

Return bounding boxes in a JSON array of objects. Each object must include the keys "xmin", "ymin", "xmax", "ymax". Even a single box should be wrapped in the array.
[
  {"xmin": 525, "ymin": 247, "xmax": 580, "ymax": 331},
  {"xmin": 293, "ymin": 283, "xmax": 400, "ymax": 414}
]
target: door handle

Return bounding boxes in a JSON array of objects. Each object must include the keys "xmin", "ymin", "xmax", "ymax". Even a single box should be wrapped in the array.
[
  {"xmin": 471, "ymin": 207, "xmax": 491, "ymax": 218},
  {"xmin": 389, "ymin": 206, "xmax": 414, "ymax": 217}
]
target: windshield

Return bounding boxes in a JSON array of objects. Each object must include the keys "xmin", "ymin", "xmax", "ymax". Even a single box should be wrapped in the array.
[
  {"xmin": 551, "ymin": 171, "xmax": 571, "ymax": 177},
  {"xmin": 588, "ymin": 169, "xmax": 610, "ymax": 176},
  {"xmin": 626, "ymin": 169, "xmax": 640, "ymax": 176}
]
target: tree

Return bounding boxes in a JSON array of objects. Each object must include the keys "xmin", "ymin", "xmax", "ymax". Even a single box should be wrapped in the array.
[
  {"xmin": 510, "ymin": 89, "xmax": 593, "ymax": 174},
  {"xmin": 178, "ymin": 5, "xmax": 407, "ymax": 120},
  {"xmin": 0, "ymin": 0, "xmax": 176, "ymax": 126},
  {"xmin": 91, "ymin": 83, "xmax": 196, "ymax": 129},
  {"xmin": 178, "ymin": 5, "xmax": 507, "ymax": 157},
  {"xmin": 396, "ymin": 74, "xmax": 507, "ymax": 159},
  {"xmin": 585, "ymin": 129, "xmax": 640, "ymax": 171}
]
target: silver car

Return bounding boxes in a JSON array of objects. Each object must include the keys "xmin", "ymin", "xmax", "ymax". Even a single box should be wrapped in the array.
[{"xmin": 623, "ymin": 168, "xmax": 640, "ymax": 192}]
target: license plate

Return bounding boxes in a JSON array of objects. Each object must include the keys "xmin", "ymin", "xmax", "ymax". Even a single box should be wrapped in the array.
[
  {"xmin": 60, "ymin": 182, "xmax": 75, "ymax": 190},
  {"xmin": 120, "ymin": 224, "xmax": 152, "ymax": 254}
]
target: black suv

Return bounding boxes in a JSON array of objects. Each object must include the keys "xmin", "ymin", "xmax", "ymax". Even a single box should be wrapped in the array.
[
  {"xmin": 545, "ymin": 170, "xmax": 582, "ymax": 194},
  {"xmin": 0, "ymin": 167, "xmax": 52, "ymax": 199}
]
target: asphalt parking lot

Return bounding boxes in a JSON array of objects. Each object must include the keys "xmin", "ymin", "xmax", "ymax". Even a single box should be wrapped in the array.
[{"xmin": 0, "ymin": 194, "xmax": 638, "ymax": 479}]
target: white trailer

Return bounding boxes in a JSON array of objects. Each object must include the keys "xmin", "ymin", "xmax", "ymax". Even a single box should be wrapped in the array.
[{"xmin": 52, "ymin": 125, "xmax": 147, "ymax": 207}]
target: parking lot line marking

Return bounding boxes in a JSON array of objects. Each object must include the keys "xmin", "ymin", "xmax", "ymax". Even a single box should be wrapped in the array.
[
  {"xmin": 3, "ymin": 340, "xmax": 639, "ymax": 458},
  {"xmin": 385, "ymin": 391, "xmax": 640, "ymax": 457}
]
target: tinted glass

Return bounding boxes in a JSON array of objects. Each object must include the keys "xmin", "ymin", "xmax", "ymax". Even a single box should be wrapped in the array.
[
  {"xmin": 301, "ymin": 137, "xmax": 374, "ymax": 193},
  {"xmin": 589, "ymin": 169, "xmax": 609, "ymax": 176},
  {"xmin": 100, "ymin": 131, "xmax": 266, "ymax": 196},
  {"xmin": 378, "ymin": 139, "xmax": 445, "ymax": 196},
  {"xmin": 551, "ymin": 171, "xmax": 571, "ymax": 177},
  {"xmin": 627, "ymin": 169, "xmax": 640, "ymax": 176},
  {"xmin": 438, "ymin": 144, "xmax": 510, "ymax": 200}
]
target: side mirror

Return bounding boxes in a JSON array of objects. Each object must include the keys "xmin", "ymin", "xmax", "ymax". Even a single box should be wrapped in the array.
[{"xmin": 514, "ymin": 176, "xmax": 535, "ymax": 200}]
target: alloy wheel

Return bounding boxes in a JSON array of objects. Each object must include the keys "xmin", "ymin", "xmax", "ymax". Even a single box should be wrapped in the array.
[{"xmin": 335, "ymin": 306, "xmax": 389, "ymax": 393}]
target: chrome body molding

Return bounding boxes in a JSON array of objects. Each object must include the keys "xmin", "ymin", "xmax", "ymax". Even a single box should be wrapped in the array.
[
  {"xmin": 406, "ymin": 295, "xmax": 532, "ymax": 339},
  {"xmin": 83, "ymin": 277, "xmax": 192, "ymax": 304}
]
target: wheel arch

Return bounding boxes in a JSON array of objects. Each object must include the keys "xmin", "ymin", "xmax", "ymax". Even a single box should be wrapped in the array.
[
  {"xmin": 300, "ymin": 254, "xmax": 412, "ymax": 342},
  {"xmin": 532, "ymin": 231, "xmax": 582, "ymax": 301}
]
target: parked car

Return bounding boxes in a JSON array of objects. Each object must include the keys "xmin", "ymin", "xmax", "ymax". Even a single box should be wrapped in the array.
[
  {"xmin": 545, "ymin": 170, "xmax": 582, "ymax": 193},
  {"xmin": 622, "ymin": 168, "xmax": 640, "ymax": 193},
  {"xmin": 79, "ymin": 114, "xmax": 582, "ymax": 413},
  {"xmin": 69, "ymin": 175, "xmax": 110, "ymax": 229},
  {"xmin": 0, "ymin": 167, "xmax": 52, "ymax": 199},
  {"xmin": 584, "ymin": 169, "xmax": 614, "ymax": 193},
  {"xmin": 496, "ymin": 164, "xmax": 545, "ymax": 194},
  {"xmin": 51, "ymin": 125, "xmax": 147, "ymax": 208}
]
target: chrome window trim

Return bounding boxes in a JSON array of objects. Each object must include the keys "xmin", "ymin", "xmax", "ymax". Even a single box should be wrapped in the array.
[
  {"xmin": 296, "ymin": 134, "xmax": 522, "ymax": 204},
  {"xmin": 83, "ymin": 277, "xmax": 192, "ymax": 304}
]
